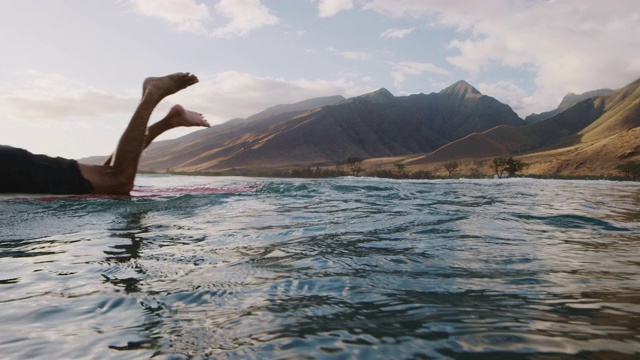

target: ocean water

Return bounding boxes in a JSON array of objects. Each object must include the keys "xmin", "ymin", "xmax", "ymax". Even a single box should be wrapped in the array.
[{"xmin": 1, "ymin": 174, "xmax": 639, "ymax": 359}]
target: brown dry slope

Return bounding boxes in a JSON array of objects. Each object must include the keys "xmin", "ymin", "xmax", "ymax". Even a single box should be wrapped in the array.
[
  {"xmin": 529, "ymin": 78, "xmax": 640, "ymax": 176},
  {"xmin": 580, "ymin": 79, "xmax": 640, "ymax": 142}
]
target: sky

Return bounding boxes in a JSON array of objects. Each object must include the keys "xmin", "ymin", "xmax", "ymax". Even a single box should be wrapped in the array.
[{"xmin": 0, "ymin": 0, "xmax": 638, "ymax": 159}]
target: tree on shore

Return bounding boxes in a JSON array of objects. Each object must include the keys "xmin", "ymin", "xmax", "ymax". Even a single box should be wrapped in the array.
[
  {"xmin": 616, "ymin": 160, "xmax": 640, "ymax": 181},
  {"xmin": 505, "ymin": 157, "xmax": 527, "ymax": 177},
  {"xmin": 491, "ymin": 157, "xmax": 527, "ymax": 178},
  {"xmin": 491, "ymin": 158, "xmax": 508, "ymax": 178},
  {"xmin": 288, "ymin": 167, "xmax": 343, "ymax": 178},
  {"xmin": 394, "ymin": 162, "xmax": 408, "ymax": 178},
  {"xmin": 338, "ymin": 157, "xmax": 365, "ymax": 176},
  {"xmin": 443, "ymin": 161, "xmax": 460, "ymax": 178}
]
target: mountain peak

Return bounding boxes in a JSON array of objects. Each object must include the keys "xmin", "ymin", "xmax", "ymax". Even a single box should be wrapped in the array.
[
  {"xmin": 557, "ymin": 88, "xmax": 614, "ymax": 111},
  {"xmin": 357, "ymin": 88, "xmax": 396, "ymax": 104},
  {"xmin": 440, "ymin": 80, "xmax": 482, "ymax": 97}
]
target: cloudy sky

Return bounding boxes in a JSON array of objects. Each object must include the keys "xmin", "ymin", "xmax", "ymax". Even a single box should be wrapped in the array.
[{"xmin": 1, "ymin": 0, "xmax": 638, "ymax": 159}]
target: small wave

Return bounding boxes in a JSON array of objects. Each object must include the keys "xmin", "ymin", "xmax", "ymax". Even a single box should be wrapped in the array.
[
  {"xmin": 255, "ymin": 181, "xmax": 315, "ymax": 195},
  {"xmin": 516, "ymin": 213, "xmax": 630, "ymax": 232}
]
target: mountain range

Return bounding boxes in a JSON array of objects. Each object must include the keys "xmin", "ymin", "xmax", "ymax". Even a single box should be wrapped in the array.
[
  {"xmin": 138, "ymin": 80, "xmax": 523, "ymax": 174},
  {"xmin": 82, "ymin": 77, "xmax": 640, "ymax": 178}
]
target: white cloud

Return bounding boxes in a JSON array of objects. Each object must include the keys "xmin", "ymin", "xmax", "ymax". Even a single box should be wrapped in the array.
[
  {"xmin": 125, "ymin": 0, "xmax": 278, "ymax": 38},
  {"xmin": 390, "ymin": 61, "xmax": 449, "ymax": 88},
  {"xmin": 327, "ymin": 47, "xmax": 374, "ymax": 61},
  {"xmin": 210, "ymin": 0, "xmax": 279, "ymax": 38},
  {"xmin": 339, "ymin": 51, "xmax": 373, "ymax": 61},
  {"xmin": 362, "ymin": 0, "xmax": 437, "ymax": 18},
  {"xmin": 446, "ymin": 37, "xmax": 518, "ymax": 76},
  {"xmin": 380, "ymin": 27, "xmax": 414, "ymax": 39},
  {"xmin": 364, "ymin": 0, "xmax": 640, "ymax": 114},
  {"xmin": 0, "ymin": 93, "xmax": 136, "ymax": 121},
  {"xmin": 317, "ymin": 0, "xmax": 353, "ymax": 17},
  {"xmin": 0, "ymin": 70, "xmax": 136, "ymax": 121},
  {"xmin": 126, "ymin": 0, "xmax": 210, "ymax": 34},
  {"xmin": 477, "ymin": 80, "xmax": 529, "ymax": 115}
]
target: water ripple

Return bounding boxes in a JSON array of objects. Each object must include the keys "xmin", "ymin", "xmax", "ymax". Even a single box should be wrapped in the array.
[{"xmin": 1, "ymin": 176, "xmax": 639, "ymax": 358}]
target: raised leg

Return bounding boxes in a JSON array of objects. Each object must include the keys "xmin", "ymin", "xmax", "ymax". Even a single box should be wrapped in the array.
[
  {"xmin": 79, "ymin": 73, "xmax": 201, "ymax": 195},
  {"xmin": 146, "ymin": 105, "xmax": 210, "ymax": 146},
  {"xmin": 103, "ymin": 105, "xmax": 209, "ymax": 166}
]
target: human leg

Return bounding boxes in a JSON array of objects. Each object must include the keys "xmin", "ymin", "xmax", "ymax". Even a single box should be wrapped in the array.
[
  {"xmin": 79, "ymin": 73, "xmax": 200, "ymax": 195},
  {"xmin": 103, "ymin": 104, "xmax": 209, "ymax": 166},
  {"xmin": 145, "ymin": 104, "xmax": 209, "ymax": 145}
]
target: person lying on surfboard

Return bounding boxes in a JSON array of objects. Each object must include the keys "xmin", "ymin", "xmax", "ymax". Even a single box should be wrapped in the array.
[{"xmin": 0, "ymin": 72, "xmax": 209, "ymax": 195}]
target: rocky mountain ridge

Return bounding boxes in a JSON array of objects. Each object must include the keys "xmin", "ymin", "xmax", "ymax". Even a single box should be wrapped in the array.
[{"xmin": 524, "ymin": 88, "xmax": 613, "ymax": 124}]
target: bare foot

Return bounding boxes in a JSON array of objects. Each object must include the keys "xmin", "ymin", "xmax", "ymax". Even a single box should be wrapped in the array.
[
  {"xmin": 167, "ymin": 104, "xmax": 210, "ymax": 128},
  {"xmin": 142, "ymin": 72, "xmax": 199, "ymax": 100}
]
